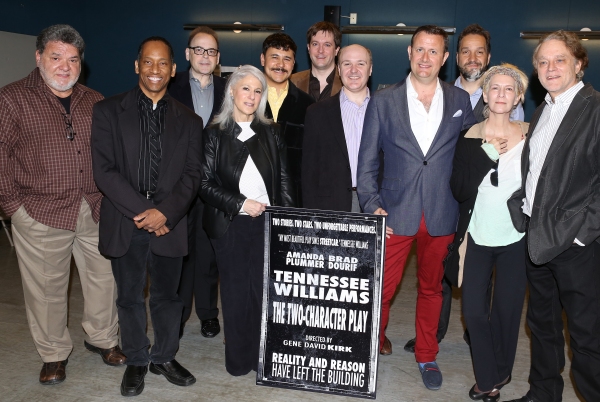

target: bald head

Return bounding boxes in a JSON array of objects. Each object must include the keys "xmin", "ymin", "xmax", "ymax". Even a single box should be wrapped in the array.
[{"xmin": 338, "ymin": 44, "xmax": 372, "ymax": 95}]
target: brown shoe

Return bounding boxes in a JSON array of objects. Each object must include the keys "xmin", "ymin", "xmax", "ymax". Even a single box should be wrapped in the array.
[
  {"xmin": 39, "ymin": 359, "xmax": 67, "ymax": 385},
  {"xmin": 84, "ymin": 340, "xmax": 127, "ymax": 366},
  {"xmin": 380, "ymin": 337, "xmax": 392, "ymax": 355}
]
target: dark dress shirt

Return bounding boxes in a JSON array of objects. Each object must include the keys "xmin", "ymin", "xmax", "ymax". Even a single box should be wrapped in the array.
[
  {"xmin": 309, "ymin": 69, "xmax": 335, "ymax": 102},
  {"xmin": 137, "ymin": 90, "xmax": 167, "ymax": 195},
  {"xmin": 0, "ymin": 68, "xmax": 104, "ymax": 230}
]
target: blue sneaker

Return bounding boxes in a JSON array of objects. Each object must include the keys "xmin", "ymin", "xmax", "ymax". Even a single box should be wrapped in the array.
[{"xmin": 418, "ymin": 361, "xmax": 442, "ymax": 390}]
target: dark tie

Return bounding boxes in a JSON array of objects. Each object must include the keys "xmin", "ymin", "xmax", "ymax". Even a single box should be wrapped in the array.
[{"xmin": 148, "ymin": 112, "xmax": 161, "ymax": 191}]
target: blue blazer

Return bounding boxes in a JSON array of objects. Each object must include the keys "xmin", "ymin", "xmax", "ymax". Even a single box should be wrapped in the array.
[{"xmin": 357, "ymin": 78, "xmax": 476, "ymax": 236}]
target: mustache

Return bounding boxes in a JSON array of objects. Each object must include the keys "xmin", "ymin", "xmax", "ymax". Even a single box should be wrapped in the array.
[{"xmin": 270, "ymin": 67, "xmax": 289, "ymax": 74}]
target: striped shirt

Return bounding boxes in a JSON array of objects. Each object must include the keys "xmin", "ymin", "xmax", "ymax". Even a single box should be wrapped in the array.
[
  {"xmin": 137, "ymin": 89, "xmax": 168, "ymax": 194},
  {"xmin": 0, "ymin": 68, "xmax": 104, "ymax": 231},
  {"xmin": 340, "ymin": 87, "xmax": 370, "ymax": 187},
  {"xmin": 523, "ymin": 81, "xmax": 584, "ymax": 216}
]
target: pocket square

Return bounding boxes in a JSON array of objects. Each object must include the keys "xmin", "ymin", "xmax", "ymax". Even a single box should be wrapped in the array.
[{"xmin": 452, "ymin": 110, "xmax": 463, "ymax": 117}]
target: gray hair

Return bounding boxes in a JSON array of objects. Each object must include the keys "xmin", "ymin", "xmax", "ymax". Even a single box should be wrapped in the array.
[
  {"xmin": 212, "ymin": 65, "xmax": 270, "ymax": 129},
  {"xmin": 36, "ymin": 24, "xmax": 85, "ymax": 56}
]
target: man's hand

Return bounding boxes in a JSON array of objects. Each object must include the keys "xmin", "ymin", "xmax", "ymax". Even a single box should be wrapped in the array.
[
  {"xmin": 243, "ymin": 199, "xmax": 267, "ymax": 217},
  {"xmin": 133, "ymin": 209, "xmax": 168, "ymax": 233},
  {"xmin": 374, "ymin": 208, "xmax": 394, "ymax": 238}
]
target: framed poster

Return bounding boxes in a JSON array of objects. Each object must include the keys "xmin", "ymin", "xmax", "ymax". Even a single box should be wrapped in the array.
[{"xmin": 257, "ymin": 207, "xmax": 386, "ymax": 399}]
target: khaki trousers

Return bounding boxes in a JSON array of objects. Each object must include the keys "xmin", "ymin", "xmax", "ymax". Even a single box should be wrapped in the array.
[{"xmin": 11, "ymin": 200, "xmax": 118, "ymax": 362}]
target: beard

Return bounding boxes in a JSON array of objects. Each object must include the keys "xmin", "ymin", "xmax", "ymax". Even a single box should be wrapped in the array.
[
  {"xmin": 459, "ymin": 62, "xmax": 487, "ymax": 82},
  {"xmin": 38, "ymin": 63, "xmax": 79, "ymax": 93}
]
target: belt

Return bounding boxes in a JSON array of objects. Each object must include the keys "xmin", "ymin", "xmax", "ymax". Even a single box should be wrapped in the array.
[{"xmin": 141, "ymin": 190, "xmax": 155, "ymax": 200}]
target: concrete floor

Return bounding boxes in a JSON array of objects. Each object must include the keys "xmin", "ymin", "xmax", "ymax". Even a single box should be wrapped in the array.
[{"xmin": 0, "ymin": 224, "xmax": 582, "ymax": 402}]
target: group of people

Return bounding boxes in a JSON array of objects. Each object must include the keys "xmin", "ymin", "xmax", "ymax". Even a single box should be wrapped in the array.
[{"xmin": 0, "ymin": 18, "xmax": 598, "ymax": 402}]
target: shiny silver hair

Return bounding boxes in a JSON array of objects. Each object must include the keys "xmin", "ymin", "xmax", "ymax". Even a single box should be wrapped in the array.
[{"xmin": 211, "ymin": 65, "xmax": 270, "ymax": 129}]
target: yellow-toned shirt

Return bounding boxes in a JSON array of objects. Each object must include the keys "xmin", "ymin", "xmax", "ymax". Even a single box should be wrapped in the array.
[{"xmin": 267, "ymin": 82, "xmax": 289, "ymax": 121}]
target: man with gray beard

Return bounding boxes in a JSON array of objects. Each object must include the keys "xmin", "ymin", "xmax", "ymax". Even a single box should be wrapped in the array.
[{"xmin": 0, "ymin": 24, "xmax": 125, "ymax": 385}]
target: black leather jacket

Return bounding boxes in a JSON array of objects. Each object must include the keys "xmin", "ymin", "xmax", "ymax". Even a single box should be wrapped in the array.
[{"xmin": 200, "ymin": 119, "xmax": 296, "ymax": 238}]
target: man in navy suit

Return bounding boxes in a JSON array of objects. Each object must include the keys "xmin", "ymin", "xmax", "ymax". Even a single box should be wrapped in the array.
[
  {"xmin": 357, "ymin": 25, "xmax": 476, "ymax": 390},
  {"xmin": 168, "ymin": 26, "xmax": 226, "ymax": 340}
]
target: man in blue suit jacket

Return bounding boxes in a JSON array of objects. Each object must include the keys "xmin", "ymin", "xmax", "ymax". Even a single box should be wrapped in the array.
[{"xmin": 357, "ymin": 25, "xmax": 476, "ymax": 390}]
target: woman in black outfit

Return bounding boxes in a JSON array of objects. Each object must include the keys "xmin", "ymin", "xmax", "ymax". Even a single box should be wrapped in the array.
[
  {"xmin": 200, "ymin": 65, "xmax": 295, "ymax": 376},
  {"xmin": 447, "ymin": 64, "xmax": 529, "ymax": 401}
]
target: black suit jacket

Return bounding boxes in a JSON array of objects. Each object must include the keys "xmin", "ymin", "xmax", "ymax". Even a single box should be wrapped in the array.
[
  {"xmin": 508, "ymin": 83, "xmax": 600, "ymax": 264},
  {"xmin": 91, "ymin": 88, "xmax": 203, "ymax": 258},
  {"xmin": 302, "ymin": 92, "xmax": 354, "ymax": 211},
  {"xmin": 168, "ymin": 70, "xmax": 226, "ymax": 126},
  {"xmin": 265, "ymin": 81, "xmax": 314, "ymax": 206}
]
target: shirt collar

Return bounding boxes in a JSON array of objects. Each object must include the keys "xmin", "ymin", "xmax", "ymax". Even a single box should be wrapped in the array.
[
  {"xmin": 137, "ymin": 87, "xmax": 169, "ymax": 109},
  {"xmin": 189, "ymin": 69, "xmax": 213, "ymax": 88},
  {"xmin": 340, "ymin": 87, "xmax": 371, "ymax": 106},
  {"xmin": 268, "ymin": 81, "xmax": 289, "ymax": 95},
  {"xmin": 454, "ymin": 76, "xmax": 482, "ymax": 96},
  {"xmin": 545, "ymin": 81, "xmax": 584, "ymax": 106},
  {"xmin": 406, "ymin": 73, "xmax": 442, "ymax": 98}
]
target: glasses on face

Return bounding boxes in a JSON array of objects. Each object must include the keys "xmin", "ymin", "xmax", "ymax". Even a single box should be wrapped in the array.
[
  {"xmin": 188, "ymin": 46, "xmax": 219, "ymax": 57},
  {"xmin": 62, "ymin": 113, "xmax": 76, "ymax": 141},
  {"xmin": 490, "ymin": 161, "xmax": 499, "ymax": 187}
]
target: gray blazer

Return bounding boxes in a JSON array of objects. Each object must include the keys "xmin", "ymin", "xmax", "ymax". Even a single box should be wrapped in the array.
[{"xmin": 357, "ymin": 78, "xmax": 476, "ymax": 236}]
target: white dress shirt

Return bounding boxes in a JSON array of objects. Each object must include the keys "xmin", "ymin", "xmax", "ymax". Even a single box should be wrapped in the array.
[
  {"xmin": 237, "ymin": 122, "xmax": 270, "ymax": 214},
  {"xmin": 523, "ymin": 81, "xmax": 584, "ymax": 217},
  {"xmin": 406, "ymin": 73, "xmax": 444, "ymax": 156}
]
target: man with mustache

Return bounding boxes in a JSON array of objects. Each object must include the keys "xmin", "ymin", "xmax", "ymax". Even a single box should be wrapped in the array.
[
  {"xmin": 403, "ymin": 23, "xmax": 525, "ymax": 354},
  {"xmin": 261, "ymin": 33, "xmax": 314, "ymax": 206},
  {"xmin": 0, "ymin": 24, "xmax": 125, "ymax": 385},
  {"xmin": 291, "ymin": 21, "xmax": 342, "ymax": 102},
  {"xmin": 168, "ymin": 26, "xmax": 226, "ymax": 341}
]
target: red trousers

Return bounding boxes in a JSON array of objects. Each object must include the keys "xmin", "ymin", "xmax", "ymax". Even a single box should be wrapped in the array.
[{"xmin": 380, "ymin": 215, "xmax": 453, "ymax": 362}]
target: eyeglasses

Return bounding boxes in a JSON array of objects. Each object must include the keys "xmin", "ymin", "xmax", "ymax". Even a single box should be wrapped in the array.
[
  {"xmin": 62, "ymin": 113, "xmax": 76, "ymax": 141},
  {"xmin": 490, "ymin": 161, "xmax": 499, "ymax": 187},
  {"xmin": 188, "ymin": 46, "xmax": 219, "ymax": 57}
]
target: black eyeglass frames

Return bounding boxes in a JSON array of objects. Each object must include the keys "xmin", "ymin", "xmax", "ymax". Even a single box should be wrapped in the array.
[
  {"xmin": 62, "ymin": 113, "xmax": 76, "ymax": 141},
  {"xmin": 188, "ymin": 46, "xmax": 219, "ymax": 57}
]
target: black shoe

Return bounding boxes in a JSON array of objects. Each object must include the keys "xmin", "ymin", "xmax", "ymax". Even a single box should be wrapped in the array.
[
  {"xmin": 149, "ymin": 360, "xmax": 196, "ymax": 386},
  {"xmin": 121, "ymin": 365, "xmax": 147, "ymax": 397},
  {"xmin": 404, "ymin": 338, "xmax": 416, "ymax": 353},
  {"xmin": 200, "ymin": 318, "xmax": 221, "ymax": 338}
]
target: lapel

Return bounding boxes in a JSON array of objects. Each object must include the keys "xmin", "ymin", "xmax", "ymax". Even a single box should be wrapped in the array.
[
  {"xmin": 276, "ymin": 85, "xmax": 297, "ymax": 123},
  {"xmin": 425, "ymin": 81, "xmax": 454, "ymax": 158},
  {"xmin": 157, "ymin": 96, "xmax": 182, "ymax": 188},
  {"xmin": 393, "ymin": 80, "xmax": 423, "ymax": 156},
  {"xmin": 212, "ymin": 74, "xmax": 226, "ymax": 120},
  {"xmin": 245, "ymin": 121, "xmax": 274, "ymax": 198},
  {"xmin": 118, "ymin": 89, "xmax": 142, "ymax": 183},
  {"xmin": 540, "ymin": 83, "xmax": 591, "ymax": 172},
  {"xmin": 329, "ymin": 93, "xmax": 350, "ymax": 165},
  {"xmin": 520, "ymin": 102, "xmax": 545, "ymax": 181}
]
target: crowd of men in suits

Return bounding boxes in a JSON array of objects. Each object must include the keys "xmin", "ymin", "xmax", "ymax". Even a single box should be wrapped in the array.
[{"xmin": 0, "ymin": 19, "xmax": 599, "ymax": 402}]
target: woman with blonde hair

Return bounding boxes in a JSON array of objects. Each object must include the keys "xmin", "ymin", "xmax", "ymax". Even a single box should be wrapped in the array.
[{"xmin": 447, "ymin": 63, "xmax": 529, "ymax": 401}]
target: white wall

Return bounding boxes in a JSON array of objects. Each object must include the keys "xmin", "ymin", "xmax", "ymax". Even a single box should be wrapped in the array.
[{"xmin": 0, "ymin": 31, "xmax": 36, "ymax": 88}]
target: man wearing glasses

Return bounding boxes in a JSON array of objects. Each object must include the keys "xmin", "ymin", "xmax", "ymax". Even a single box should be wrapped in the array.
[
  {"xmin": 168, "ymin": 26, "xmax": 225, "ymax": 340},
  {"xmin": 0, "ymin": 24, "xmax": 125, "ymax": 385}
]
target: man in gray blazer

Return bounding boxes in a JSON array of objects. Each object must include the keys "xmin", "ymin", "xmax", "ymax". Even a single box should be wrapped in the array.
[
  {"xmin": 506, "ymin": 30, "xmax": 600, "ymax": 402},
  {"xmin": 357, "ymin": 25, "xmax": 475, "ymax": 390}
]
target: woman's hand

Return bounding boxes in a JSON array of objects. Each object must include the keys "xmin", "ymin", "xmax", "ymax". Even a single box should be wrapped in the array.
[
  {"xmin": 243, "ymin": 199, "xmax": 267, "ymax": 217},
  {"xmin": 488, "ymin": 137, "xmax": 508, "ymax": 155}
]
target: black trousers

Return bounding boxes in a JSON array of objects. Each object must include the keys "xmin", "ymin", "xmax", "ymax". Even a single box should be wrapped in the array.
[
  {"xmin": 211, "ymin": 215, "xmax": 264, "ymax": 376},
  {"xmin": 111, "ymin": 228, "xmax": 183, "ymax": 366},
  {"xmin": 526, "ymin": 241, "xmax": 600, "ymax": 402},
  {"xmin": 462, "ymin": 236, "xmax": 527, "ymax": 391},
  {"xmin": 179, "ymin": 197, "xmax": 219, "ymax": 324}
]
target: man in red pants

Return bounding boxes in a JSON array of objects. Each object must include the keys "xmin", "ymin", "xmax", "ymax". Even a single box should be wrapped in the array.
[{"xmin": 357, "ymin": 25, "xmax": 475, "ymax": 390}]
